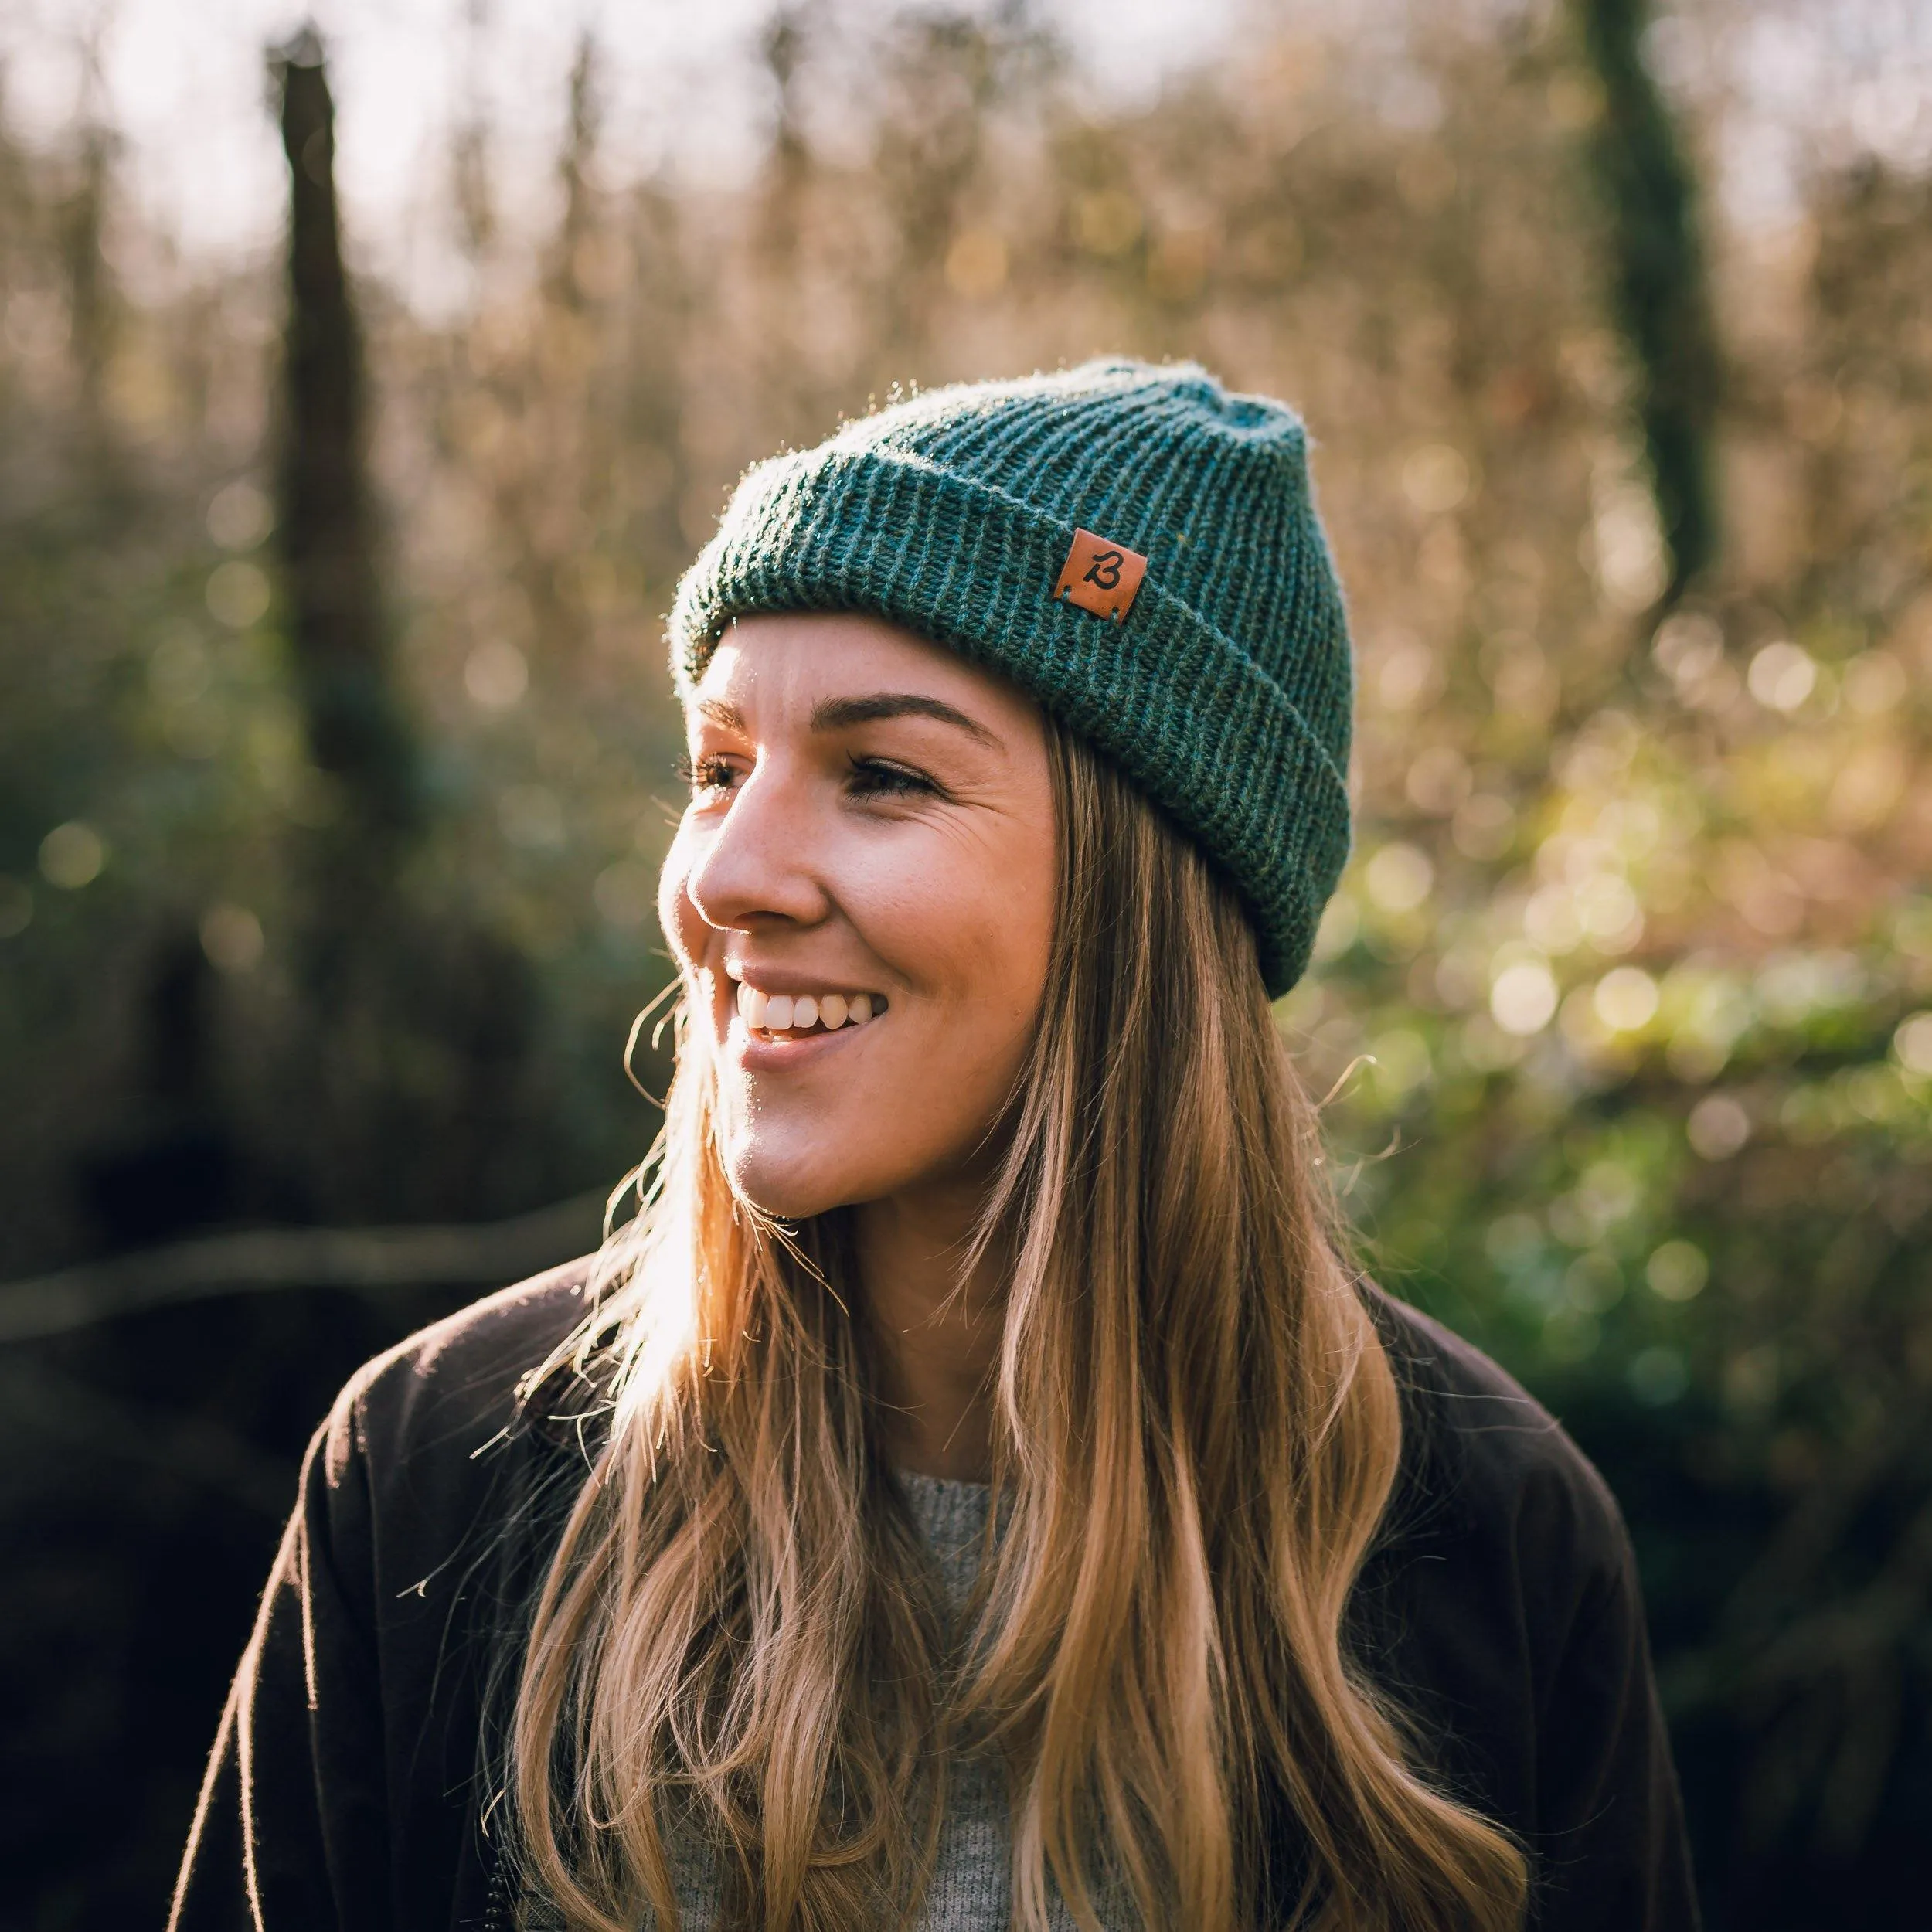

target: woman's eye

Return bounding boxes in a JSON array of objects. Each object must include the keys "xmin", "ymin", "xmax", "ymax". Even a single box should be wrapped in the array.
[
  {"xmin": 677, "ymin": 753, "xmax": 740, "ymax": 798},
  {"xmin": 849, "ymin": 758, "xmax": 937, "ymax": 799}
]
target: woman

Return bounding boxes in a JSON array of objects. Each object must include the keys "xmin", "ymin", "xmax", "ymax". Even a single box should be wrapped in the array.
[{"xmin": 173, "ymin": 361, "xmax": 1696, "ymax": 1931}]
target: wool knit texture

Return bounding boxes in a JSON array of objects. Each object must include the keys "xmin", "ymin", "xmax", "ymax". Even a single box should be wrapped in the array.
[{"xmin": 669, "ymin": 359, "xmax": 1354, "ymax": 995}]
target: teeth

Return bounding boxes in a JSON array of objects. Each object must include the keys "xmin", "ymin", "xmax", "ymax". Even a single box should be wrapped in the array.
[
  {"xmin": 725, "ymin": 959, "xmax": 743, "ymax": 981},
  {"xmin": 734, "ymin": 983, "xmax": 882, "ymax": 1035}
]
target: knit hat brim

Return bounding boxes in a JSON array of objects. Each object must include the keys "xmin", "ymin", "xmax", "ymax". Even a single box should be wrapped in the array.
[{"xmin": 671, "ymin": 442, "xmax": 1349, "ymax": 995}]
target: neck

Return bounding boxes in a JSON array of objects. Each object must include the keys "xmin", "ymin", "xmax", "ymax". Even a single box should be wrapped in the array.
[{"xmin": 852, "ymin": 1180, "xmax": 1005, "ymax": 1482}]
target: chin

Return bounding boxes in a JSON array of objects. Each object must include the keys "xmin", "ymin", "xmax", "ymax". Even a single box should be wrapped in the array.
[{"xmin": 723, "ymin": 1134, "xmax": 878, "ymax": 1222}]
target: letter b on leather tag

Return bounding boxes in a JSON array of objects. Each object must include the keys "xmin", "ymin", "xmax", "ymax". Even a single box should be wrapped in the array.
[{"xmin": 1054, "ymin": 527, "xmax": 1148, "ymax": 622}]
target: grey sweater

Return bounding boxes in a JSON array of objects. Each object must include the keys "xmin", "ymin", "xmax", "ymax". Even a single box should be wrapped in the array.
[{"xmin": 893, "ymin": 1473, "xmax": 1107, "ymax": 1931}]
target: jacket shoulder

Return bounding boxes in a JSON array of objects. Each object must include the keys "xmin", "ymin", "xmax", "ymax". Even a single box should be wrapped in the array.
[
  {"xmin": 320, "ymin": 1257, "xmax": 604, "ymax": 1492},
  {"xmin": 1362, "ymin": 1282, "xmax": 1636, "ymax": 1617},
  {"xmin": 1359, "ymin": 1290, "xmax": 1700, "ymax": 1925}
]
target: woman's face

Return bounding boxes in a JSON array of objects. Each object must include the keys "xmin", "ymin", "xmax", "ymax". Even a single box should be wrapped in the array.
[{"xmin": 660, "ymin": 611, "xmax": 1057, "ymax": 1219}]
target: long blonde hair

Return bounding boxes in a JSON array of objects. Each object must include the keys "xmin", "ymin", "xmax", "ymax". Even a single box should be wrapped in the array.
[{"xmin": 509, "ymin": 723, "xmax": 1529, "ymax": 1930}]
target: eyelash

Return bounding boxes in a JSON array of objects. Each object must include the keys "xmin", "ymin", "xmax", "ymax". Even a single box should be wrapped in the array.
[
  {"xmin": 675, "ymin": 753, "xmax": 938, "ymax": 801},
  {"xmin": 675, "ymin": 753, "xmax": 736, "ymax": 796},
  {"xmin": 847, "ymin": 757, "xmax": 936, "ymax": 798}
]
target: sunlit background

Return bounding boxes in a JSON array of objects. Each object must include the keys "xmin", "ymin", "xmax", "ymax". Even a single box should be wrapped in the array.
[{"xmin": 3, "ymin": 0, "xmax": 1930, "ymax": 1923}]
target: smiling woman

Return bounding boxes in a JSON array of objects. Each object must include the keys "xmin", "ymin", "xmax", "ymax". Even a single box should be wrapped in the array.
[
  {"xmin": 666, "ymin": 617, "xmax": 1055, "ymax": 1258},
  {"xmin": 659, "ymin": 616, "xmax": 1058, "ymax": 1488},
  {"xmin": 172, "ymin": 363, "xmax": 1696, "ymax": 1932}
]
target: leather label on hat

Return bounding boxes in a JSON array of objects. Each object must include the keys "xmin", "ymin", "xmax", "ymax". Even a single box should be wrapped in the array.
[{"xmin": 1054, "ymin": 528, "xmax": 1148, "ymax": 622}]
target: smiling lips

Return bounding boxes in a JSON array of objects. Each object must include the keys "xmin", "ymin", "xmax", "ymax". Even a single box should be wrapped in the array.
[{"xmin": 725, "ymin": 961, "xmax": 883, "ymax": 1037}]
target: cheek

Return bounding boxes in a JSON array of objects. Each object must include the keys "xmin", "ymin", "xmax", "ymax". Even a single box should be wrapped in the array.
[
  {"xmin": 719, "ymin": 845, "xmax": 1053, "ymax": 1216},
  {"xmin": 935, "ymin": 904, "xmax": 1045, "ymax": 1046},
  {"xmin": 881, "ymin": 811, "xmax": 1054, "ymax": 994},
  {"xmin": 862, "ymin": 832, "xmax": 1054, "ymax": 1111},
  {"xmin": 919, "ymin": 828, "xmax": 1054, "ymax": 1023},
  {"xmin": 657, "ymin": 827, "xmax": 702, "ymax": 966}
]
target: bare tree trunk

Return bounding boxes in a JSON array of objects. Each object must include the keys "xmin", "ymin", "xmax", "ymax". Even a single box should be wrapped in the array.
[
  {"xmin": 1574, "ymin": 0, "xmax": 1721, "ymax": 607},
  {"xmin": 273, "ymin": 29, "xmax": 417, "ymax": 846},
  {"xmin": 267, "ymin": 30, "xmax": 541, "ymax": 1229}
]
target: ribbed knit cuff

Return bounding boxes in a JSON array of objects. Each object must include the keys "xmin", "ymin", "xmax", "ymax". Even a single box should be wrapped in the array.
[{"xmin": 671, "ymin": 446, "xmax": 1351, "ymax": 996}]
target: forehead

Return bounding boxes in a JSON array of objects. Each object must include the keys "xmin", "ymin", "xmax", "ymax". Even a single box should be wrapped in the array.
[{"xmin": 689, "ymin": 610, "xmax": 1030, "ymax": 729}]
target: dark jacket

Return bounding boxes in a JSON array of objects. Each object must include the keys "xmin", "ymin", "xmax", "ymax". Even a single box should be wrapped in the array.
[{"xmin": 168, "ymin": 1264, "xmax": 1699, "ymax": 1931}]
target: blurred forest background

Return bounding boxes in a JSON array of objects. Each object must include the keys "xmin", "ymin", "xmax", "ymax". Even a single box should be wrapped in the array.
[{"xmin": 2, "ymin": 0, "xmax": 1930, "ymax": 1924}]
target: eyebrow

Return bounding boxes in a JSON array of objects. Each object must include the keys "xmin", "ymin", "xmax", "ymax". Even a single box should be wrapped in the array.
[
  {"xmin": 692, "ymin": 689, "xmax": 1005, "ymax": 750},
  {"xmin": 808, "ymin": 692, "xmax": 1004, "ymax": 749}
]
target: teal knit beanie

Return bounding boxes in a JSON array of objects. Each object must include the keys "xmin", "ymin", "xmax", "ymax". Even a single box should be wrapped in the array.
[{"xmin": 669, "ymin": 358, "xmax": 1353, "ymax": 996}]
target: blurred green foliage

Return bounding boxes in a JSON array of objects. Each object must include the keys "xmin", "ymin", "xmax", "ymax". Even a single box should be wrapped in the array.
[{"xmin": 2, "ymin": 4, "xmax": 1929, "ymax": 1924}]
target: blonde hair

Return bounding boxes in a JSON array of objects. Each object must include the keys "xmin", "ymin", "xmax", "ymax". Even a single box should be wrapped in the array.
[{"xmin": 509, "ymin": 723, "xmax": 1529, "ymax": 1930}]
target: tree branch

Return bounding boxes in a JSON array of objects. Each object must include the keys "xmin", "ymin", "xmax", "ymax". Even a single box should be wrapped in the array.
[{"xmin": 0, "ymin": 1192, "xmax": 605, "ymax": 1345}]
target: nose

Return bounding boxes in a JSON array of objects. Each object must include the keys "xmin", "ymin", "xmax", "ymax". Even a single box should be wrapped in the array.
[{"xmin": 682, "ymin": 761, "xmax": 831, "ymax": 936}]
